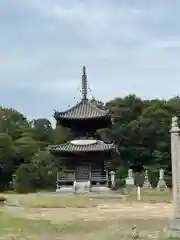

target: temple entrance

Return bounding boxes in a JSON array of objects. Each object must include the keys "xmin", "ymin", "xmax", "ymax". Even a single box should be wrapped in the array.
[{"xmin": 76, "ymin": 163, "xmax": 90, "ymax": 180}]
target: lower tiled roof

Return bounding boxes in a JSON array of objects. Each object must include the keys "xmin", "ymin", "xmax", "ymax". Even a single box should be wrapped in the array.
[{"xmin": 49, "ymin": 139, "xmax": 115, "ymax": 153}]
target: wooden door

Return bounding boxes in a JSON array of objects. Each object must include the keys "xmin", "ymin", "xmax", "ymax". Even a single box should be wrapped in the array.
[{"xmin": 76, "ymin": 163, "xmax": 90, "ymax": 180}]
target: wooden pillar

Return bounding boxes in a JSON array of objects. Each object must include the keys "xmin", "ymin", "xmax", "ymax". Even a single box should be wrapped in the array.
[
  {"xmin": 56, "ymin": 172, "xmax": 60, "ymax": 192},
  {"xmin": 89, "ymin": 162, "xmax": 91, "ymax": 180},
  {"xmin": 104, "ymin": 159, "xmax": 110, "ymax": 187},
  {"xmin": 106, "ymin": 169, "xmax": 109, "ymax": 187}
]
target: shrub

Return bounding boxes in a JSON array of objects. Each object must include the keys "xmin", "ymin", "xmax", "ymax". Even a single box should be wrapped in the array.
[
  {"xmin": 14, "ymin": 163, "xmax": 39, "ymax": 193},
  {"xmin": 112, "ymin": 178, "xmax": 125, "ymax": 190},
  {"xmin": 115, "ymin": 166, "xmax": 128, "ymax": 179},
  {"xmin": 134, "ymin": 172, "xmax": 144, "ymax": 187}
]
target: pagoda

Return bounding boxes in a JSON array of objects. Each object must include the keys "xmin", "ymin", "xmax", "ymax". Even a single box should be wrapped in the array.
[{"xmin": 49, "ymin": 66, "xmax": 116, "ymax": 192}]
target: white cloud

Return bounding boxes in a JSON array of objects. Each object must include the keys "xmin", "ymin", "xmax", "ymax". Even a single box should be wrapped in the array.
[{"xmin": 0, "ymin": 0, "xmax": 180, "ymax": 120}]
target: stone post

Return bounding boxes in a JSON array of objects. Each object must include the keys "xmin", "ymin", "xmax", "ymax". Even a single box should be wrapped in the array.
[
  {"xmin": 156, "ymin": 169, "xmax": 168, "ymax": 191},
  {"xmin": 110, "ymin": 171, "xmax": 115, "ymax": 188},
  {"xmin": 168, "ymin": 116, "xmax": 180, "ymax": 237}
]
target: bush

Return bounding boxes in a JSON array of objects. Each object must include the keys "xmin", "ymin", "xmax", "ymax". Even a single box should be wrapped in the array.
[
  {"xmin": 32, "ymin": 150, "xmax": 61, "ymax": 190},
  {"xmin": 116, "ymin": 166, "xmax": 128, "ymax": 179},
  {"xmin": 37, "ymin": 167, "xmax": 57, "ymax": 190},
  {"xmin": 134, "ymin": 172, "xmax": 144, "ymax": 187},
  {"xmin": 14, "ymin": 163, "xmax": 39, "ymax": 193},
  {"xmin": 112, "ymin": 178, "xmax": 125, "ymax": 190},
  {"xmin": 149, "ymin": 171, "xmax": 159, "ymax": 188}
]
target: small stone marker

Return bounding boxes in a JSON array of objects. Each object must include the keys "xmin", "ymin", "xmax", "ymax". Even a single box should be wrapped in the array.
[
  {"xmin": 137, "ymin": 186, "xmax": 141, "ymax": 201},
  {"xmin": 156, "ymin": 169, "xmax": 168, "ymax": 191},
  {"xmin": 142, "ymin": 169, "xmax": 152, "ymax": 189}
]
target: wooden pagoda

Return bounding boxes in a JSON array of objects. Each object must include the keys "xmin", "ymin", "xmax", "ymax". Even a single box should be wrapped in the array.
[{"xmin": 49, "ymin": 66, "xmax": 115, "ymax": 191}]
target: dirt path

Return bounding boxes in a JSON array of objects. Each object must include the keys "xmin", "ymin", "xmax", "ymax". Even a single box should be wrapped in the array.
[{"xmin": 4, "ymin": 202, "xmax": 171, "ymax": 223}]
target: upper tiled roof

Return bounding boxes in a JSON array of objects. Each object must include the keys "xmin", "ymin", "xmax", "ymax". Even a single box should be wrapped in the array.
[
  {"xmin": 54, "ymin": 99, "xmax": 110, "ymax": 120},
  {"xmin": 49, "ymin": 139, "xmax": 115, "ymax": 153}
]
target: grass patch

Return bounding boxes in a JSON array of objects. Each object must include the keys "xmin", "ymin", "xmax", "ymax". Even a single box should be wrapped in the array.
[
  {"xmin": 125, "ymin": 188, "xmax": 172, "ymax": 203},
  {"xmin": 0, "ymin": 211, "xmax": 103, "ymax": 235},
  {"xmin": 0, "ymin": 193, "xmax": 105, "ymax": 208},
  {"xmin": 0, "ymin": 212, "xmax": 62, "ymax": 239},
  {"xmin": 0, "ymin": 189, "xmax": 172, "ymax": 208},
  {"xmin": 0, "ymin": 212, "xmax": 173, "ymax": 239},
  {"xmin": 0, "ymin": 190, "xmax": 175, "ymax": 239}
]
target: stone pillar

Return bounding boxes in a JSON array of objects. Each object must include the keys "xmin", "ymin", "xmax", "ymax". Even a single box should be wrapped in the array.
[
  {"xmin": 142, "ymin": 169, "xmax": 152, "ymax": 189},
  {"xmin": 125, "ymin": 169, "xmax": 135, "ymax": 187},
  {"xmin": 168, "ymin": 116, "xmax": 180, "ymax": 237},
  {"xmin": 156, "ymin": 169, "xmax": 168, "ymax": 191},
  {"xmin": 110, "ymin": 171, "xmax": 115, "ymax": 188}
]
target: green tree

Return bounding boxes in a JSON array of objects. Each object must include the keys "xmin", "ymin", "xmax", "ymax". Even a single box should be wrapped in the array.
[
  {"xmin": 53, "ymin": 124, "xmax": 73, "ymax": 144},
  {"xmin": 0, "ymin": 94, "xmax": 178, "ymax": 192},
  {"xmin": 14, "ymin": 134, "xmax": 39, "ymax": 163},
  {"xmin": 30, "ymin": 118, "xmax": 54, "ymax": 148},
  {"xmin": 0, "ymin": 133, "xmax": 15, "ymax": 190},
  {"xmin": 0, "ymin": 107, "xmax": 28, "ymax": 140}
]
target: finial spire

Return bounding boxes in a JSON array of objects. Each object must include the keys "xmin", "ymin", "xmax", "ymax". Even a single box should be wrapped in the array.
[{"xmin": 82, "ymin": 66, "xmax": 88, "ymax": 100}]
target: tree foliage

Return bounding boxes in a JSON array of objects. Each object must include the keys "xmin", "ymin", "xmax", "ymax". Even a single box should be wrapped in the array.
[{"xmin": 0, "ymin": 95, "xmax": 179, "ymax": 192}]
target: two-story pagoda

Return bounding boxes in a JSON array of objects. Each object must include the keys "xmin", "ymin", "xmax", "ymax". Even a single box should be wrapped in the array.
[{"xmin": 49, "ymin": 66, "xmax": 115, "ymax": 191}]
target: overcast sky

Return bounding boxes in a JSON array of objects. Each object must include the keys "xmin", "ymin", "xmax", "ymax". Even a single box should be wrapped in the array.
[{"xmin": 0, "ymin": 0, "xmax": 180, "ymax": 122}]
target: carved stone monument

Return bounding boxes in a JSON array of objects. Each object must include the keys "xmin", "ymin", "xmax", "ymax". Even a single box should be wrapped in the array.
[
  {"xmin": 156, "ymin": 169, "xmax": 168, "ymax": 191},
  {"xmin": 142, "ymin": 169, "xmax": 152, "ymax": 189},
  {"xmin": 168, "ymin": 116, "xmax": 180, "ymax": 237},
  {"xmin": 125, "ymin": 169, "xmax": 135, "ymax": 187}
]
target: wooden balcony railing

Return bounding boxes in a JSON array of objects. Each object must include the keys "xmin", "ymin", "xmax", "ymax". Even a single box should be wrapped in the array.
[
  {"xmin": 91, "ymin": 170, "xmax": 107, "ymax": 182},
  {"xmin": 57, "ymin": 170, "xmax": 108, "ymax": 183},
  {"xmin": 57, "ymin": 171, "xmax": 75, "ymax": 182}
]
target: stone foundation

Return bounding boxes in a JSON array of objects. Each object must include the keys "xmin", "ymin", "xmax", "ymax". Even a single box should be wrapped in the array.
[{"xmin": 168, "ymin": 218, "xmax": 180, "ymax": 238}]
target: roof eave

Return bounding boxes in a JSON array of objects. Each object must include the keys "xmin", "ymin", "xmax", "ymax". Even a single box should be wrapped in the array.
[
  {"xmin": 54, "ymin": 114, "xmax": 111, "ymax": 121},
  {"xmin": 51, "ymin": 148, "xmax": 114, "ymax": 153}
]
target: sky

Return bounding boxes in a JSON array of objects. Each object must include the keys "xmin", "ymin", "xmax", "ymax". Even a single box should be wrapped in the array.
[{"xmin": 0, "ymin": 0, "xmax": 180, "ymax": 123}]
